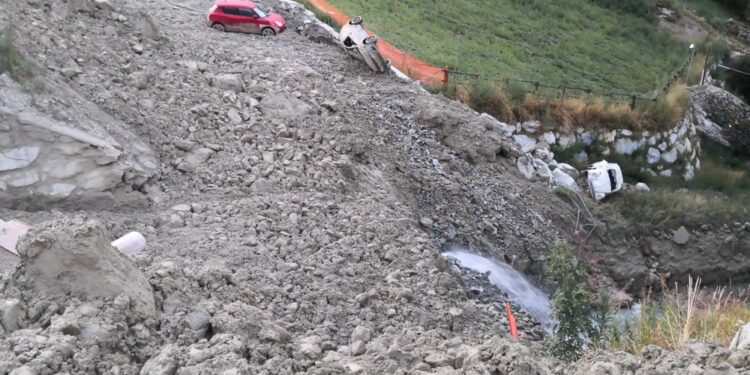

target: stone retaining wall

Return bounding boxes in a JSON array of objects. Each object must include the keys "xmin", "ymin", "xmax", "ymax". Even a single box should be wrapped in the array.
[{"xmin": 510, "ymin": 110, "xmax": 702, "ymax": 180}]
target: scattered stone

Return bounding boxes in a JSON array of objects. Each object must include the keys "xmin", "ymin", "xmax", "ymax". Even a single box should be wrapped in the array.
[
  {"xmin": 634, "ymin": 182, "xmax": 650, "ymax": 192},
  {"xmin": 213, "ymin": 74, "xmax": 244, "ymax": 93},
  {"xmin": 646, "ymin": 147, "xmax": 661, "ymax": 164},
  {"xmin": 512, "ymin": 134, "xmax": 537, "ymax": 153},
  {"xmin": 672, "ymin": 226, "xmax": 691, "ymax": 245},
  {"xmin": 551, "ymin": 168, "xmax": 581, "ymax": 192},
  {"xmin": 730, "ymin": 323, "xmax": 750, "ymax": 351},
  {"xmin": 419, "ymin": 217, "xmax": 433, "ymax": 229}
]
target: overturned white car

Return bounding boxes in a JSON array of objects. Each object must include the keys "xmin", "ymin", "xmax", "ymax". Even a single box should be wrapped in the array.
[
  {"xmin": 586, "ymin": 161, "xmax": 624, "ymax": 201},
  {"xmin": 339, "ymin": 16, "xmax": 390, "ymax": 73}
]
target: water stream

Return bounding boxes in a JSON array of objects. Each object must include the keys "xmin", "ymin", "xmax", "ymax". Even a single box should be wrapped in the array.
[
  {"xmin": 443, "ymin": 249, "xmax": 641, "ymax": 335},
  {"xmin": 443, "ymin": 249, "xmax": 555, "ymax": 332}
]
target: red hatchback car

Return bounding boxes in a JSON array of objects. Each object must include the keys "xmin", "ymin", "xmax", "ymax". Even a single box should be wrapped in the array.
[{"xmin": 207, "ymin": 0, "xmax": 286, "ymax": 36}]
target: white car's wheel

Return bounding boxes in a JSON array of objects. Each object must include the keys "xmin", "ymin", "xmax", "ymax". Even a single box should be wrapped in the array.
[
  {"xmin": 261, "ymin": 27, "xmax": 276, "ymax": 37},
  {"xmin": 212, "ymin": 23, "xmax": 225, "ymax": 32},
  {"xmin": 364, "ymin": 35, "xmax": 377, "ymax": 44},
  {"xmin": 350, "ymin": 16, "xmax": 363, "ymax": 25}
]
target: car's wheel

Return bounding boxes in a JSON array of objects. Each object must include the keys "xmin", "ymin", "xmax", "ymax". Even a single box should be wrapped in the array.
[
  {"xmin": 261, "ymin": 27, "xmax": 276, "ymax": 36},
  {"xmin": 364, "ymin": 35, "xmax": 377, "ymax": 44},
  {"xmin": 212, "ymin": 23, "xmax": 226, "ymax": 32},
  {"xmin": 350, "ymin": 16, "xmax": 363, "ymax": 25}
]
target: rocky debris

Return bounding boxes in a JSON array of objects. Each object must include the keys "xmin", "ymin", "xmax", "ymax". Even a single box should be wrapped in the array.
[
  {"xmin": 0, "ymin": 0, "xmax": 746, "ymax": 373},
  {"xmin": 10, "ymin": 218, "xmax": 156, "ymax": 319},
  {"xmin": 691, "ymin": 85, "xmax": 750, "ymax": 157}
]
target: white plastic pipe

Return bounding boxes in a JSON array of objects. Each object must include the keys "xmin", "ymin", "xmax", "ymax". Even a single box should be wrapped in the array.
[{"xmin": 111, "ymin": 232, "xmax": 146, "ymax": 255}]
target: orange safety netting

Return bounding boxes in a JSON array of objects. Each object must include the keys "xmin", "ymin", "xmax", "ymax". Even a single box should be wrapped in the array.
[{"xmin": 307, "ymin": 0, "xmax": 448, "ymax": 86}]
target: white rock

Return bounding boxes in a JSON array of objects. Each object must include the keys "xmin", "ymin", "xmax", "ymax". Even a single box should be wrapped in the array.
[
  {"xmin": 0, "ymin": 146, "xmax": 39, "ymax": 172},
  {"xmin": 512, "ymin": 135, "xmax": 537, "ymax": 153},
  {"xmin": 662, "ymin": 148, "xmax": 678, "ymax": 164},
  {"xmin": 634, "ymin": 182, "xmax": 650, "ymax": 192},
  {"xmin": 516, "ymin": 157, "xmax": 535, "ymax": 180},
  {"xmin": 533, "ymin": 158, "xmax": 552, "ymax": 179},
  {"xmin": 601, "ymin": 131, "xmax": 617, "ymax": 143},
  {"xmin": 227, "ymin": 108, "xmax": 242, "ymax": 125},
  {"xmin": 542, "ymin": 131, "xmax": 556, "ymax": 145},
  {"xmin": 556, "ymin": 163, "xmax": 579, "ymax": 179},
  {"xmin": 647, "ymin": 148, "xmax": 661, "ymax": 164},
  {"xmin": 730, "ymin": 323, "xmax": 750, "ymax": 350},
  {"xmin": 614, "ymin": 138, "xmax": 640, "ymax": 155},
  {"xmin": 351, "ymin": 325, "xmax": 371, "ymax": 344},
  {"xmin": 673, "ymin": 226, "xmax": 690, "ymax": 245},
  {"xmin": 660, "ymin": 169, "xmax": 673, "ymax": 177},
  {"xmin": 551, "ymin": 168, "xmax": 581, "ymax": 192},
  {"xmin": 580, "ymin": 132, "xmax": 594, "ymax": 146},
  {"xmin": 522, "ymin": 120, "xmax": 541, "ymax": 133},
  {"xmin": 558, "ymin": 133, "xmax": 577, "ymax": 148},
  {"xmin": 621, "ymin": 129, "xmax": 633, "ymax": 137}
]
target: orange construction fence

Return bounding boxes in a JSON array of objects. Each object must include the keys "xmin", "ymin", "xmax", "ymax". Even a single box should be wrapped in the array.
[{"xmin": 306, "ymin": 0, "xmax": 448, "ymax": 86}]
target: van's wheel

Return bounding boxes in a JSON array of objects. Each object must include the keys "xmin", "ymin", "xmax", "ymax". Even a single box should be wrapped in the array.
[
  {"xmin": 212, "ymin": 23, "xmax": 226, "ymax": 32},
  {"xmin": 261, "ymin": 27, "xmax": 276, "ymax": 36},
  {"xmin": 364, "ymin": 35, "xmax": 377, "ymax": 44},
  {"xmin": 350, "ymin": 16, "xmax": 363, "ymax": 25}
]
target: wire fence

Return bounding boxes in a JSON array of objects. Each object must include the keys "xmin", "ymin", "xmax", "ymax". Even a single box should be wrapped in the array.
[{"xmin": 304, "ymin": 0, "xmax": 694, "ymax": 109}]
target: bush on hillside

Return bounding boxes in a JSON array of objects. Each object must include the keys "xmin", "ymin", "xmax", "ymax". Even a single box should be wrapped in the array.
[
  {"xmin": 0, "ymin": 29, "xmax": 34, "ymax": 83},
  {"xmin": 545, "ymin": 241, "xmax": 609, "ymax": 361}
]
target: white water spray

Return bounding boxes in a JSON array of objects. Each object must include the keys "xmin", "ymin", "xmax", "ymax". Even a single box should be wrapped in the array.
[{"xmin": 443, "ymin": 249, "xmax": 554, "ymax": 332}]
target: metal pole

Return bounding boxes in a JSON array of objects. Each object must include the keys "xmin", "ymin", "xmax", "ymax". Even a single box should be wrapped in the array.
[{"xmin": 685, "ymin": 45, "xmax": 695, "ymax": 84}]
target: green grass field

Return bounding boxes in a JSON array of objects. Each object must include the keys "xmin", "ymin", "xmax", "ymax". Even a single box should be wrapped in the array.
[{"xmin": 326, "ymin": 0, "xmax": 691, "ymax": 94}]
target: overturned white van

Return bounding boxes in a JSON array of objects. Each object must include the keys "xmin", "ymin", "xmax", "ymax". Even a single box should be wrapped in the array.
[{"xmin": 586, "ymin": 161, "xmax": 624, "ymax": 201}]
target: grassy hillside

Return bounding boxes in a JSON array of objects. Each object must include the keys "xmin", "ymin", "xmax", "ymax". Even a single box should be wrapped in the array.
[{"xmin": 326, "ymin": 0, "xmax": 690, "ymax": 94}]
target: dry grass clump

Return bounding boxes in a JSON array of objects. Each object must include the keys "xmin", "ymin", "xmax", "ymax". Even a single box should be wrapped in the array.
[
  {"xmin": 444, "ymin": 82, "xmax": 690, "ymax": 132},
  {"xmin": 611, "ymin": 277, "xmax": 750, "ymax": 352}
]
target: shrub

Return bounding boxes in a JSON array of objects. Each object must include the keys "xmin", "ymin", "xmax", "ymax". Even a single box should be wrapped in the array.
[
  {"xmin": 545, "ymin": 241, "xmax": 609, "ymax": 361},
  {"xmin": 0, "ymin": 29, "xmax": 35, "ymax": 83}
]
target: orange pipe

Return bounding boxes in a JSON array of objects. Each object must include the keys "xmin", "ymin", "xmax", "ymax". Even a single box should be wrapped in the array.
[
  {"xmin": 306, "ymin": 0, "xmax": 447, "ymax": 86},
  {"xmin": 505, "ymin": 302, "xmax": 518, "ymax": 338}
]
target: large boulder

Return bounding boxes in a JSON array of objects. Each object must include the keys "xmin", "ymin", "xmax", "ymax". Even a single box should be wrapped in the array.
[
  {"xmin": 10, "ymin": 218, "xmax": 156, "ymax": 320},
  {"xmin": 691, "ymin": 85, "xmax": 750, "ymax": 157},
  {"xmin": 0, "ymin": 74, "xmax": 157, "ymax": 209}
]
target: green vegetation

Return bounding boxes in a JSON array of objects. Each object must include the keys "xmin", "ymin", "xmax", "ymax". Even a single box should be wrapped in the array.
[
  {"xmin": 0, "ymin": 29, "xmax": 35, "ymax": 83},
  {"xmin": 610, "ymin": 277, "xmax": 750, "ymax": 352},
  {"xmin": 545, "ymin": 241, "xmax": 609, "ymax": 361},
  {"xmin": 611, "ymin": 141, "xmax": 750, "ymax": 230},
  {"xmin": 326, "ymin": 0, "xmax": 688, "ymax": 94},
  {"xmin": 298, "ymin": 0, "xmax": 339, "ymax": 29}
]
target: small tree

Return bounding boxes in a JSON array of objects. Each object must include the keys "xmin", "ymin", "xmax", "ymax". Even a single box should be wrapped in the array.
[{"xmin": 545, "ymin": 241, "xmax": 607, "ymax": 361}]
